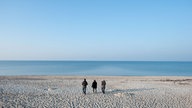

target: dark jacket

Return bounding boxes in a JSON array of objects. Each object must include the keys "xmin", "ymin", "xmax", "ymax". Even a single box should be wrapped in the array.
[
  {"xmin": 101, "ymin": 80, "xmax": 106, "ymax": 86},
  {"xmin": 101, "ymin": 80, "xmax": 106, "ymax": 88},
  {"xmin": 82, "ymin": 80, "xmax": 88, "ymax": 87},
  {"xmin": 92, "ymin": 81, "xmax": 97, "ymax": 88}
]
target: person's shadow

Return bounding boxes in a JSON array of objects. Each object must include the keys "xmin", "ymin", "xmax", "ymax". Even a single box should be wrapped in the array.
[{"xmin": 106, "ymin": 88, "xmax": 155, "ymax": 95}]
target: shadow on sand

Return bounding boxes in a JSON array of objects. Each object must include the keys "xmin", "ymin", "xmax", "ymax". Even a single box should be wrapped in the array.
[{"xmin": 106, "ymin": 88, "xmax": 155, "ymax": 95}]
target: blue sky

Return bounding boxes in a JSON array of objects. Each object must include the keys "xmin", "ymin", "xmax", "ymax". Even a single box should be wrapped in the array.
[{"xmin": 0, "ymin": 0, "xmax": 192, "ymax": 61}]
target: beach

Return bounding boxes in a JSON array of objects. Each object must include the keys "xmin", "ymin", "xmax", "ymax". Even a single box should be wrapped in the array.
[{"xmin": 0, "ymin": 76, "xmax": 192, "ymax": 108}]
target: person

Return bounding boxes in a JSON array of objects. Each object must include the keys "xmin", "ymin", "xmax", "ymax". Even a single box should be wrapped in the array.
[
  {"xmin": 82, "ymin": 79, "xmax": 88, "ymax": 95},
  {"xmin": 101, "ymin": 80, "xmax": 106, "ymax": 94},
  {"xmin": 92, "ymin": 80, "xmax": 97, "ymax": 93}
]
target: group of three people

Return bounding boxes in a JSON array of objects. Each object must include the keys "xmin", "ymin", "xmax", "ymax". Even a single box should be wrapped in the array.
[{"xmin": 82, "ymin": 79, "xmax": 106, "ymax": 95}]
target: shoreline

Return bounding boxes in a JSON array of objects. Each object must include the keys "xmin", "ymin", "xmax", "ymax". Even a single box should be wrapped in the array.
[{"xmin": 0, "ymin": 75, "xmax": 192, "ymax": 80}]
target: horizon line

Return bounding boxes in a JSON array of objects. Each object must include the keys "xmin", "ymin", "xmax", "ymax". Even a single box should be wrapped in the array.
[{"xmin": 0, "ymin": 60, "xmax": 191, "ymax": 62}]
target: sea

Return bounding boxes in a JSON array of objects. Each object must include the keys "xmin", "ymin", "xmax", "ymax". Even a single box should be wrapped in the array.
[{"xmin": 0, "ymin": 61, "xmax": 192, "ymax": 76}]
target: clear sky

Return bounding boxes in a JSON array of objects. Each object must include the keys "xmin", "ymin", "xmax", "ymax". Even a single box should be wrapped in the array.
[{"xmin": 0, "ymin": 0, "xmax": 192, "ymax": 61}]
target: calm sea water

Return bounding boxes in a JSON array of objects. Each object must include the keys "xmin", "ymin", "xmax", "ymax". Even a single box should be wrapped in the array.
[{"xmin": 0, "ymin": 61, "xmax": 192, "ymax": 76}]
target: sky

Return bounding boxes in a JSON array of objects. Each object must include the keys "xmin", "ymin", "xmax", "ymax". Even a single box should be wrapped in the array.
[{"xmin": 0, "ymin": 0, "xmax": 192, "ymax": 61}]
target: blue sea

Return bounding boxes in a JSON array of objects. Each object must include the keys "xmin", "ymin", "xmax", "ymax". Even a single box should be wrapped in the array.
[{"xmin": 0, "ymin": 61, "xmax": 192, "ymax": 76}]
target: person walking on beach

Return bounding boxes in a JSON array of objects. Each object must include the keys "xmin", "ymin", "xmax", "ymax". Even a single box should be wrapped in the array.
[
  {"xmin": 82, "ymin": 79, "xmax": 88, "ymax": 95},
  {"xmin": 92, "ymin": 80, "xmax": 97, "ymax": 93},
  {"xmin": 101, "ymin": 80, "xmax": 106, "ymax": 94}
]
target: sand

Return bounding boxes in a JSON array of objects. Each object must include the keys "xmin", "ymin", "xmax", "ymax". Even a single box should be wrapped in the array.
[{"xmin": 0, "ymin": 76, "xmax": 192, "ymax": 108}]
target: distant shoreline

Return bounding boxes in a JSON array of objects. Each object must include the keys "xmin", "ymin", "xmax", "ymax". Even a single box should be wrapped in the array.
[{"xmin": 0, "ymin": 75, "xmax": 192, "ymax": 80}]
